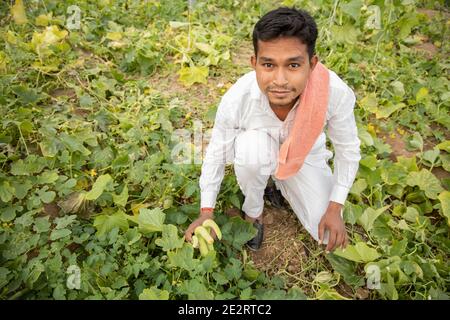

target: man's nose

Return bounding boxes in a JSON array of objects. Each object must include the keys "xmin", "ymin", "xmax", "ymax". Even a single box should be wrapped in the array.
[{"xmin": 272, "ymin": 68, "xmax": 288, "ymax": 87}]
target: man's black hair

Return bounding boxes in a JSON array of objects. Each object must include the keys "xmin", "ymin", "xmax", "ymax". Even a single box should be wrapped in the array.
[{"xmin": 252, "ymin": 7, "xmax": 318, "ymax": 60}]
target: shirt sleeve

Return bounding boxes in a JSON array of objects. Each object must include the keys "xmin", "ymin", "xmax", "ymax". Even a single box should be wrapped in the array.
[
  {"xmin": 199, "ymin": 98, "xmax": 239, "ymax": 208},
  {"xmin": 326, "ymin": 87, "xmax": 361, "ymax": 205}
]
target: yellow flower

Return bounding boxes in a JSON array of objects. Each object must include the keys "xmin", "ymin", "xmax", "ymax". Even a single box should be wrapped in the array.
[
  {"xmin": 397, "ymin": 127, "xmax": 405, "ymax": 135},
  {"xmin": 89, "ymin": 169, "xmax": 97, "ymax": 177}
]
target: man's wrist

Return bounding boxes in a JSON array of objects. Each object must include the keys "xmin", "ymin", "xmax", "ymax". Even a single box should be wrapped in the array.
[
  {"xmin": 328, "ymin": 201, "xmax": 343, "ymax": 215},
  {"xmin": 200, "ymin": 207, "xmax": 214, "ymax": 218}
]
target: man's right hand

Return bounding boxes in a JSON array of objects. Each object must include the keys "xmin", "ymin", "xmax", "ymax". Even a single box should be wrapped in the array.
[{"xmin": 184, "ymin": 208, "xmax": 218, "ymax": 242}]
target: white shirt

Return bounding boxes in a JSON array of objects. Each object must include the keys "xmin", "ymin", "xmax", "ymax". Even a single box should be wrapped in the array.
[{"xmin": 200, "ymin": 69, "xmax": 361, "ymax": 208}]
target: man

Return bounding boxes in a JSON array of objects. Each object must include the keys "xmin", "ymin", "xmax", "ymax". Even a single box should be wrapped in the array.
[{"xmin": 184, "ymin": 7, "xmax": 361, "ymax": 253}]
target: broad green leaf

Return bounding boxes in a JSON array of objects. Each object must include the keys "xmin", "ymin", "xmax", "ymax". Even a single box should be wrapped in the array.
[
  {"xmin": 139, "ymin": 287, "xmax": 169, "ymax": 300},
  {"xmin": 37, "ymin": 170, "xmax": 59, "ymax": 184},
  {"xmin": 331, "ymin": 24, "xmax": 359, "ymax": 44},
  {"xmin": 415, "ymin": 87, "xmax": 429, "ymax": 102},
  {"xmin": 85, "ymin": 174, "xmax": 113, "ymax": 200},
  {"xmin": 408, "ymin": 132, "xmax": 423, "ymax": 151},
  {"xmin": 438, "ymin": 191, "xmax": 450, "ymax": 226},
  {"xmin": 167, "ymin": 243, "xmax": 197, "ymax": 271},
  {"xmin": 440, "ymin": 153, "xmax": 450, "ymax": 172},
  {"xmin": 37, "ymin": 187, "xmax": 56, "ymax": 204},
  {"xmin": 421, "ymin": 149, "xmax": 440, "ymax": 166},
  {"xmin": 113, "ymin": 184, "xmax": 128, "ymax": 207},
  {"xmin": 178, "ymin": 278, "xmax": 214, "ymax": 300},
  {"xmin": 93, "ymin": 211, "xmax": 129, "ymax": 236},
  {"xmin": 326, "ymin": 254, "xmax": 365, "ymax": 287},
  {"xmin": 436, "ymin": 140, "xmax": 450, "ymax": 153},
  {"xmin": 30, "ymin": 25, "xmax": 68, "ymax": 57},
  {"xmin": 360, "ymin": 155, "xmax": 377, "ymax": 170},
  {"xmin": 350, "ymin": 178, "xmax": 367, "ymax": 196},
  {"xmin": 155, "ymin": 224, "xmax": 185, "ymax": 251},
  {"xmin": 178, "ymin": 66, "xmax": 208, "ymax": 87},
  {"xmin": 406, "ymin": 169, "xmax": 444, "ymax": 199},
  {"xmin": 11, "ymin": 0, "xmax": 28, "ymax": 25},
  {"xmin": 358, "ymin": 205, "xmax": 390, "ymax": 232},
  {"xmin": 0, "ymin": 181, "xmax": 15, "ymax": 202},
  {"xmin": 358, "ymin": 127, "xmax": 374, "ymax": 146},
  {"xmin": 221, "ymin": 217, "xmax": 257, "ymax": 250},
  {"xmin": 333, "ymin": 242, "xmax": 381, "ymax": 263},
  {"xmin": 341, "ymin": 0, "xmax": 363, "ymax": 21},
  {"xmin": 50, "ymin": 228, "xmax": 72, "ymax": 241},
  {"xmin": 33, "ymin": 217, "xmax": 51, "ymax": 233},
  {"xmin": 54, "ymin": 215, "xmax": 77, "ymax": 229},
  {"xmin": 396, "ymin": 155, "xmax": 418, "ymax": 172},
  {"xmin": 360, "ymin": 93, "xmax": 378, "ymax": 113},
  {"xmin": 391, "ymin": 81, "xmax": 405, "ymax": 97},
  {"xmin": 130, "ymin": 208, "xmax": 165, "ymax": 234},
  {"xmin": 375, "ymin": 102, "xmax": 406, "ymax": 119},
  {"xmin": 343, "ymin": 202, "xmax": 363, "ymax": 225}
]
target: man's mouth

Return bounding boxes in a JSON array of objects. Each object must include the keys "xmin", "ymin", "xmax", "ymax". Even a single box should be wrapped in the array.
[{"xmin": 269, "ymin": 90, "xmax": 290, "ymax": 97}]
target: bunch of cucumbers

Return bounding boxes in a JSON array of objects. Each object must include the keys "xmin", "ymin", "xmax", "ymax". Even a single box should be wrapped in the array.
[{"xmin": 191, "ymin": 219, "xmax": 222, "ymax": 257}]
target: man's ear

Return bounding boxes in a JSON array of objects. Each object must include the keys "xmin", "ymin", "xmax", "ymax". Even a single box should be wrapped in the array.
[
  {"xmin": 309, "ymin": 55, "xmax": 318, "ymax": 71},
  {"xmin": 251, "ymin": 55, "xmax": 257, "ymax": 69}
]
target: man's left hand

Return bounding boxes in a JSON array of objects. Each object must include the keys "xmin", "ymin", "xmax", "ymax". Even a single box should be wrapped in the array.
[{"xmin": 318, "ymin": 201, "xmax": 348, "ymax": 252}]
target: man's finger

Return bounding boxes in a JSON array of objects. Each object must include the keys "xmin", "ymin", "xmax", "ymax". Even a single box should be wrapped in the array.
[
  {"xmin": 185, "ymin": 226, "xmax": 194, "ymax": 242},
  {"xmin": 210, "ymin": 228, "xmax": 217, "ymax": 240},
  {"xmin": 343, "ymin": 233, "xmax": 349, "ymax": 248},
  {"xmin": 318, "ymin": 220, "xmax": 325, "ymax": 245},
  {"xmin": 326, "ymin": 229, "xmax": 337, "ymax": 252},
  {"xmin": 337, "ymin": 232, "xmax": 345, "ymax": 251}
]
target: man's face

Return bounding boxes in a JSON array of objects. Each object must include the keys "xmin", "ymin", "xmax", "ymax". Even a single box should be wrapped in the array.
[{"xmin": 251, "ymin": 36, "xmax": 318, "ymax": 109}]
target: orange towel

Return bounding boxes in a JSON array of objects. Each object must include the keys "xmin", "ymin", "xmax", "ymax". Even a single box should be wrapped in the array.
[{"xmin": 274, "ymin": 62, "xmax": 330, "ymax": 180}]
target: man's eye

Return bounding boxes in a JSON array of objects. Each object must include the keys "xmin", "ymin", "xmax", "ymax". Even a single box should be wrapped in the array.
[
  {"xmin": 290, "ymin": 63, "xmax": 300, "ymax": 68},
  {"xmin": 263, "ymin": 63, "xmax": 273, "ymax": 68}
]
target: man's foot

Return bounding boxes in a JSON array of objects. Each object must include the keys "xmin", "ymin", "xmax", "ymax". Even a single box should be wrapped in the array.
[
  {"xmin": 246, "ymin": 220, "xmax": 264, "ymax": 251},
  {"xmin": 264, "ymin": 184, "xmax": 284, "ymax": 209}
]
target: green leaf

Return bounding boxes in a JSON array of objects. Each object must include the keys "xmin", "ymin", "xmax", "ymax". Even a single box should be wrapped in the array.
[
  {"xmin": 37, "ymin": 187, "xmax": 56, "ymax": 204},
  {"xmin": 438, "ymin": 191, "xmax": 450, "ymax": 226},
  {"xmin": 341, "ymin": 0, "xmax": 363, "ymax": 21},
  {"xmin": 155, "ymin": 224, "xmax": 185, "ymax": 252},
  {"xmin": 129, "ymin": 208, "xmax": 165, "ymax": 234},
  {"xmin": 178, "ymin": 66, "xmax": 209, "ymax": 87},
  {"xmin": 333, "ymin": 242, "xmax": 381, "ymax": 263},
  {"xmin": 139, "ymin": 287, "xmax": 170, "ymax": 300},
  {"xmin": 178, "ymin": 278, "xmax": 214, "ymax": 300},
  {"xmin": 37, "ymin": 170, "xmax": 59, "ymax": 184},
  {"xmin": 406, "ymin": 169, "xmax": 444, "ymax": 199},
  {"xmin": 54, "ymin": 215, "xmax": 77, "ymax": 229},
  {"xmin": 331, "ymin": 24, "xmax": 359, "ymax": 44},
  {"xmin": 326, "ymin": 254, "xmax": 365, "ymax": 287},
  {"xmin": 350, "ymin": 179, "xmax": 367, "ymax": 196},
  {"xmin": 167, "ymin": 243, "xmax": 198, "ymax": 271},
  {"xmin": 221, "ymin": 217, "xmax": 257, "ymax": 250},
  {"xmin": 358, "ymin": 205, "xmax": 390, "ymax": 232},
  {"xmin": 0, "ymin": 181, "xmax": 15, "ymax": 202},
  {"xmin": 436, "ymin": 140, "xmax": 450, "ymax": 153},
  {"xmin": 391, "ymin": 81, "xmax": 405, "ymax": 97},
  {"xmin": 12, "ymin": 85, "xmax": 42, "ymax": 105},
  {"xmin": 85, "ymin": 174, "xmax": 113, "ymax": 200},
  {"xmin": 33, "ymin": 217, "xmax": 51, "ymax": 233},
  {"xmin": 375, "ymin": 102, "xmax": 406, "ymax": 119},
  {"xmin": 360, "ymin": 155, "xmax": 377, "ymax": 170},
  {"xmin": 407, "ymin": 132, "xmax": 423, "ymax": 151},
  {"xmin": 113, "ymin": 184, "xmax": 128, "ymax": 207},
  {"xmin": 50, "ymin": 228, "xmax": 72, "ymax": 241},
  {"xmin": 93, "ymin": 211, "xmax": 129, "ymax": 236}
]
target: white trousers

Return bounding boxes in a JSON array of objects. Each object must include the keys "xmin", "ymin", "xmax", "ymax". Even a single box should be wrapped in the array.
[{"xmin": 234, "ymin": 129, "xmax": 338, "ymax": 243}]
